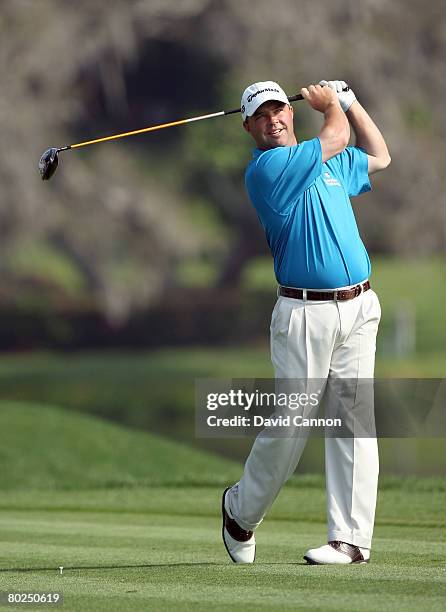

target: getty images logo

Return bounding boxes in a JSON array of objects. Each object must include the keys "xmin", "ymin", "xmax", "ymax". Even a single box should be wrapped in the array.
[{"xmin": 247, "ymin": 87, "xmax": 280, "ymax": 103}]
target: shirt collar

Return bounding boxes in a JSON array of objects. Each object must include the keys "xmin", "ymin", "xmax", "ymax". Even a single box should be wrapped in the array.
[
  {"xmin": 252, "ymin": 144, "xmax": 296, "ymax": 159},
  {"xmin": 252, "ymin": 148, "xmax": 266, "ymax": 159}
]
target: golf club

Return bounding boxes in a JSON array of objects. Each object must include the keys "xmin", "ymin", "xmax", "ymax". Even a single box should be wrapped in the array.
[{"xmin": 39, "ymin": 87, "xmax": 349, "ymax": 181}]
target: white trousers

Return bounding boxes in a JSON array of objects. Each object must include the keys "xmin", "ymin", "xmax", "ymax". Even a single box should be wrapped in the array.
[{"xmin": 227, "ymin": 285, "xmax": 381, "ymax": 549}]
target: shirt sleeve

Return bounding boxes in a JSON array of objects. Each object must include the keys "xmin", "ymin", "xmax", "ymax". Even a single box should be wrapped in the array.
[
  {"xmin": 328, "ymin": 146, "xmax": 371, "ymax": 197},
  {"xmin": 251, "ymin": 138, "xmax": 322, "ymax": 213}
]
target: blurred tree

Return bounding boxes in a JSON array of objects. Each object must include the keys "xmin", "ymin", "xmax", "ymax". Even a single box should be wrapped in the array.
[
  {"xmin": 0, "ymin": 0, "xmax": 444, "ymax": 322},
  {"xmin": 1, "ymin": 0, "xmax": 211, "ymax": 320}
]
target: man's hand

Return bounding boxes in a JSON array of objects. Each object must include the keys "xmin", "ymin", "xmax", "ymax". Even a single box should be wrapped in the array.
[
  {"xmin": 301, "ymin": 84, "xmax": 340, "ymax": 113},
  {"xmin": 319, "ymin": 80, "xmax": 356, "ymax": 113}
]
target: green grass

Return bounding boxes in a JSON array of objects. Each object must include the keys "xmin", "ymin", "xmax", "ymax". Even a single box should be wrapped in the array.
[
  {"xmin": 0, "ymin": 348, "xmax": 444, "ymax": 475},
  {"xmin": 0, "ymin": 401, "xmax": 241, "ymax": 490},
  {"xmin": 0, "ymin": 401, "xmax": 444, "ymax": 610},
  {"xmin": 0, "ymin": 489, "xmax": 444, "ymax": 611}
]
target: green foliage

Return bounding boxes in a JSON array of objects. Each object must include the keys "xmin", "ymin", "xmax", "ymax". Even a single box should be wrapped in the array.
[
  {"xmin": 4, "ymin": 241, "xmax": 85, "ymax": 296},
  {"xmin": 176, "ymin": 260, "xmax": 218, "ymax": 287},
  {"xmin": 241, "ymin": 255, "xmax": 446, "ymax": 356},
  {"xmin": 242, "ymin": 257, "xmax": 276, "ymax": 290},
  {"xmin": 371, "ymin": 256, "xmax": 446, "ymax": 354},
  {"xmin": 404, "ymin": 104, "xmax": 433, "ymax": 132},
  {"xmin": 1, "ymin": 0, "xmax": 445, "ymax": 324},
  {"xmin": 183, "ymin": 111, "xmax": 249, "ymax": 174}
]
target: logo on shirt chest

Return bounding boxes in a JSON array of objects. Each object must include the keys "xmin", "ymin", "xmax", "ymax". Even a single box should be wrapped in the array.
[{"xmin": 323, "ymin": 171, "xmax": 341, "ymax": 187}]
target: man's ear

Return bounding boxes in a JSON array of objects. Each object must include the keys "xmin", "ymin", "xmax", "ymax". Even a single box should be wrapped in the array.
[{"xmin": 243, "ymin": 119, "xmax": 251, "ymax": 133}]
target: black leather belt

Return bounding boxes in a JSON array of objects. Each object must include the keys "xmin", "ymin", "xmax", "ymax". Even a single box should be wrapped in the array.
[{"xmin": 278, "ymin": 280, "xmax": 370, "ymax": 301}]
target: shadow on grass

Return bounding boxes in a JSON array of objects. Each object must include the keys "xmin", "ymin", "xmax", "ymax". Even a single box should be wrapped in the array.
[{"xmin": 0, "ymin": 561, "xmax": 309, "ymax": 572}]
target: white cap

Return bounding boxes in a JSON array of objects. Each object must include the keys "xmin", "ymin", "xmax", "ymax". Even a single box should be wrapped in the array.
[{"xmin": 240, "ymin": 81, "xmax": 289, "ymax": 121}]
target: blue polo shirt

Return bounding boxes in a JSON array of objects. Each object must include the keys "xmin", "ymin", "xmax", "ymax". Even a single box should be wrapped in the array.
[{"xmin": 245, "ymin": 138, "xmax": 371, "ymax": 289}]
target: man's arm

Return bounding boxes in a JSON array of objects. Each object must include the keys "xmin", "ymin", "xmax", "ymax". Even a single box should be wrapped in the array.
[
  {"xmin": 319, "ymin": 80, "xmax": 391, "ymax": 175},
  {"xmin": 301, "ymin": 85, "xmax": 350, "ymax": 163},
  {"xmin": 347, "ymin": 101, "xmax": 391, "ymax": 175}
]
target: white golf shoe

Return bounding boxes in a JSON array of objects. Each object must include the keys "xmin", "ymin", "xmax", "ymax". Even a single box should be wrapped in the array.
[
  {"xmin": 304, "ymin": 541, "xmax": 370, "ymax": 564},
  {"xmin": 221, "ymin": 487, "xmax": 256, "ymax": 563}
]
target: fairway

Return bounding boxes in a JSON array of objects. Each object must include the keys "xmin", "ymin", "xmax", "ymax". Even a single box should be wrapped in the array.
[
  {"xmin": 0, "ymin": 402, "xmax": 445, "ymax": 610},
  {"xmin": 2, "ymin": 0, "xmax": 445, "ymax": 608},
  {"xmin": 0, "ymin": 486, "xmax": 445, "ymax": 611}
]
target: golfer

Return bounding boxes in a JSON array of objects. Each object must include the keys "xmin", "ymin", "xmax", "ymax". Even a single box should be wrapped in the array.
[{"xmin": 222, "ymin": 80, "xmax": 391, "ymax": 564}]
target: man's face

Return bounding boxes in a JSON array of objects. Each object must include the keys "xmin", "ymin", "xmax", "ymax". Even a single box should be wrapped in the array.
[{"xmin": 243, "ymin": 100, "xmax": 297, "ymax": 149}]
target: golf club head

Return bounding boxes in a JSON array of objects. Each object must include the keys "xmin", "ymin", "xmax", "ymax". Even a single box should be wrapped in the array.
[{"xmin": 39, "ymin": 147, "xmax": 59, "ymax": 181}]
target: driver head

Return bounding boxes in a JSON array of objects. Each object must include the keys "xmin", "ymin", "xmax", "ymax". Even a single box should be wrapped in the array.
[{"xmin": 39, "ymin": 148, "xmax": 59, "ymax": 181}]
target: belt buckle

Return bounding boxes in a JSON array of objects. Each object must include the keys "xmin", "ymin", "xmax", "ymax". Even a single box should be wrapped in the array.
[{"xmin": 333, "ymin": 290, "xmax": 338, "ymax": 302}]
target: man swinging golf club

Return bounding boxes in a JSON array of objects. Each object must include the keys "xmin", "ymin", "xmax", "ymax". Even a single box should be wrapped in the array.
[{"xmin": 222, "ymin": 79, "xmax": 391, "ymax": 565}]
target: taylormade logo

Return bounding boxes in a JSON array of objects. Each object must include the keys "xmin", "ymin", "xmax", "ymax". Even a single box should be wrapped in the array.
[{"xmin": 247, "ymin": 87, "xmax": 280, "ymax": 103}]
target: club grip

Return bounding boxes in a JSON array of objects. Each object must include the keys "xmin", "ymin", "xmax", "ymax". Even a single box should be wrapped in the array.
[
  {"xmin": 224, "ymin": 86, "xmax": 350, "ymax": 115},
  {"xmin": 289, "ymin": 86, "xmax": 350, "ymax": 103}
]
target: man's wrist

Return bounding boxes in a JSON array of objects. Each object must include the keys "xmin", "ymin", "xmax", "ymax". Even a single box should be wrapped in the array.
[
  {"xmin": 345, "ymin": 99, "xmax": 359, "ymax": 115},
  {"xmin": 324, "ymin": 100, "xmax": 343, "ymax": 117},
  {"xmin": 339, "ymin": 91, "xmax": 356, "ymax": 113}
]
